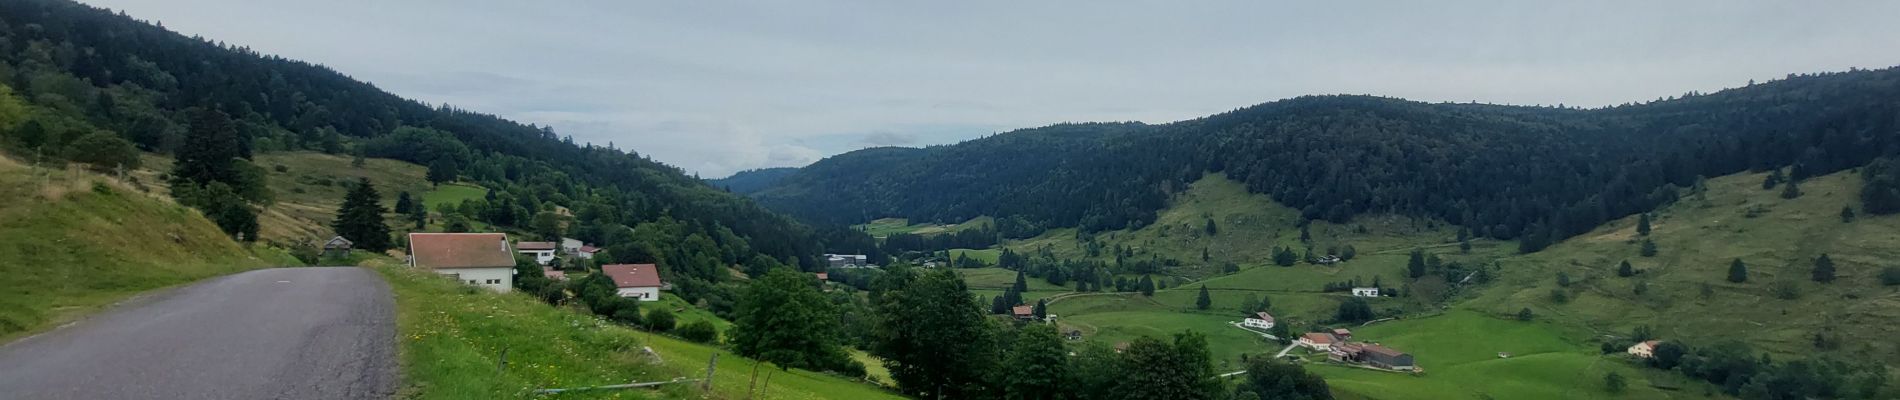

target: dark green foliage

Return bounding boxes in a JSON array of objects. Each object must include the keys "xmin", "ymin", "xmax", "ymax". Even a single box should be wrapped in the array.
[
  {"xmin": 1138, "ymin": 275, "xmax": 1156, "ymax": 296},
  {"xmin": 1556, "ymin": 271, "xmax": 1572, "ymax": 287},
  {"xmin": 1333, "ymin": 298, "xmax": 1374, "ymax": 323},
  {"xmin": 407, "ymin": 200, "xmax": 427, "ymax": 229},
  {"xmin": 1604, "ymin": 372, "xmax": 1627, "ymax": 393},
  {"xmin": 731, "ymin": 268, "xmax": 854, "ymax": 374},
  {"xmin": 1002, "ymin": 324, "xmax": 1068, "ymax": 400},
  {"xmin": 1883, "ymin": 267, "xmax": 1900, "ymax": 286},
  {"xmin": 1763, "ymin": 169, "xmax": 1783, "ymax": 190},
  {"xmin": 1729, "ymin": 259, "xmax": 1749, "ymax": 283},
  {"xmin": 1458, "ymin": 239, "xmax": 1471, "ymax": 254},
  {"xmin": 1232, "ymin": 357, "xmax": 1333, "ymax": 400},
  {"xmin": 170, "ymin": 108, "xmax": 251, "ymax": 193},
  {"xmin": 1406, "ymin": 248, "xmax": 1427, "ymax": 278},
  {"xmin": 1864, "ymin": 157, "xmax": 1900, "ymax": 215},
  {"xmin": 64, "ymin": 131, "xmax": 141, "ymax": 171},
  {"xmin": 174, "ymin": 182, "xmax": 258, "ymax": 241},
  {"xmin": 393, "ymin": 192, "xmax": 414, "ymax": 221},
  {"xmin": 1014, "ymin": 269, "xmax": 1029, "ymax": 294},
  {"xmin": 331, "ymin": 178, "xmax": 392, "ymax": 252},
  {"xmin": 1517, "ymin": 307, "xmax": 1534, "ymax": 321},
  {"xmin": 1273, "ymin": 247, "xmax": 1298, "ymax": 266},
  {"xmin": 1204, "ymin": 218, "xmax": 1218, "ymax": 236},
  {"xmin": 1780, "ymin": 179, "xmax": 1803, "ymax": 199},
  {"xmin": 1650, "ymin": 341, "xmax": 1685, "ymax": 370},
  {"xmin": 1840, "ymin": 205, "xmax": 1856, "ymax": 223},
  {"xmin": 1195, "ymin": 285, "xmax": 1211, "ymax": 310},
  {"xmin": 1339, "ymin": 245, "xmax": 1356, "ymax": 261},
  {"xmin": 677, "ymin": 320, "xmax": 718, "ymax": 343},
  {"xmin": 1636, "ymin": 213, "xmax": 1651, "ymax": 236},
  {"xmin": 1547, "ymin": 289, "xmax": 1569, "ymax": 304},
  {"xmin": 1640, "ymin": 238, "xmax": 1658, "ymax": 257},
  {"xmin": 871, "ymin": 267, "xmax": 997, "ymax": 399},
  {"xmin": 425, "ymin": 158, "xmax": 457, "ymax": 185},
  {"xmin": 1114, "ymin": 332, "xmax": 1220, "ymax": 400},
  {"xmin": 1812, "ymin": 254, "xmax": 1836, "ymax": 283},
  {"xmin": 644, "ymin": 308, "xmax": 676, "ymax": 332},
  {"xmin": 705, "ymin": 167, "xmax": 800, "ymax": 195},
  {"xmin": 1617, "ymin": 260, "xmax": 1635, "ymax": 277}
]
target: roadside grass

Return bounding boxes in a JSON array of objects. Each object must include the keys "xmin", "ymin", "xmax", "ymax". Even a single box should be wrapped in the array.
[
  {"xmin": 1467, "ymin": 169, "xmax": 1900, "ymax": 363},
  {"xmin": 0, "ymin": 159, "xmax": 278, "ymax": 340},
  {"xmin": 1311, "ymin": 310, "xmax": 1705, "ymax": 400},
  {"xmin": 373, "ymin": 263, "xmax": 901, "ymax": 399}
]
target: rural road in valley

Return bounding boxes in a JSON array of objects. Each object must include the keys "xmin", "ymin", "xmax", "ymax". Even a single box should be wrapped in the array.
[{"xmin": 0, "ymin": 267, "xmax": 397, "ymax": 400}]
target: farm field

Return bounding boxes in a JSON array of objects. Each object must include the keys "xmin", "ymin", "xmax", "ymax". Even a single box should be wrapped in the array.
[
  {"xmin": 853, "ymin": 216, "xmax": 993, "ymax": 238},
  {"xmin": 1311, "ymin": 310, "xmax": 1708, "ymax": 400}
]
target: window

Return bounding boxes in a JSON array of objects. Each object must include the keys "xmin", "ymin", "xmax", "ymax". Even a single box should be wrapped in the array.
[{"xmin": 486, "ymin": 279, "xmax": 502, "ymax": 284}]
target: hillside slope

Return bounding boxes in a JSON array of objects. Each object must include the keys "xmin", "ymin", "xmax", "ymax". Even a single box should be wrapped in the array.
[
  {"xmin": 0, "ymin": 158, "xmax": 288, "ymax": 338},
  {"xmin": 1470, "ymin": 168, "xmax": 1900, "ymax": 363}
]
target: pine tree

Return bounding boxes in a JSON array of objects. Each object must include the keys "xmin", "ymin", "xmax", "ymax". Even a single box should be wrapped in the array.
[
  {"xmin": 332, "ymin": 178, "xmax": 392, "ymax": 252},
  {"xmin": 409, "ymin": 201, "xmax": 428, "ymax": 229},
  {"xmin": 1636, "ymin": 213, "xmax": 1651, "ymax": 236},
  {"xmin": 1032, "ymin": 299, "xmax": 1047, "ymax": 320},
  {"xmin": 1517, "ymin": 307, "xmax": 1534, "ymax": 321},
  {"xmin": 1639, "ymin": 239, "xmax": 1658, "ymax": 257},
  {"xmin": 1139, "ymin": 275, "xmax": 1156, "ymax": 296},
  {"xmin": 1195, "ymin": 285, "xmax": 1211, "ymax": 310},
  {"xmin": 394, "ymin": 192, "xmax": 414, "ymax": 219},
  {"xmin": 1407, "ymin": 248, "xmax": 1427, "ymax": 278},
  {"xmin": 1459, "ymin": 239, "xmax": 1472, "ymax": 254},
  {"xmin": 1812, "ymin": 254, "xmax": 1836, "ymax": 283},
  {"xmin": 1617, "ymin": 260, "xmax": 1635, "ymax": 277},
  {"xmin": 1728, "ymin": 259, "xmax": 1748, "ymax": 283},
  {"xmin": 1013, "ymin": 269, "xmax": 1029, "ymax": 294},
  {"xmin": 1298, "ymin": 224, "xmax": 1311, "ymax": 243},
  {"xmin": 1762, "ymin": 168, "xmax": 1783, "ymax": 190},
  {"xmin": 1841, "ymin": 205, "xmax": 1856, "ymax": 223},
  {"xmin": 1203, "ymin": 218, "xmax": 1218, "ymax": 236},
  {"xmin": 426, "ymin": 158, "xmax": 457, "ymax": 186},
  {"xmin": 1780, "ymin": 179, "xmax": 1802, "ymax": 199}
]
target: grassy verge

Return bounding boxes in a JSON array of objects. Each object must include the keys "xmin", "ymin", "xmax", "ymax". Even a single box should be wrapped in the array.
[
  {"xmin": 372, "ymin": 262, "xmax": 901, "ymax": 399},
  {"xmin": 0, "ymin": 159, "xmax": 281, "ymax": 340}
]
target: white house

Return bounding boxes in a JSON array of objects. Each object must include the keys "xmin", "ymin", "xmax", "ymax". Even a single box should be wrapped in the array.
[
  {"xmin": 575, "ymin": 245, "xmax": 599, "ymax": 260},
  {"xmin": 1299, "ymin": 332, "xmax": 1337, "ymax": 351},
  {"xmin": 603, "ymin": 264, "xmax": 665, "ymax": 301},
  {"xmin": 560, "ymin": 237, "xmax": 584, "ymax": 254},
  {"xmin": 1243, "ymin": 311, "xmax": 1276, "ymax": 329},
  {"xmin": 1627, "ymin": 340, "xmax": 1661, "ymax": 359},
  {"xmin": 825, "ymin": 254, "xmax": 871, "ymax": 269},
  {"xmin": 516, "ymin": 241, "xmax": 557, "ymax": 265},
  {"xmin": 1351, "ymin": 287, "xmax": 1380, "ymax": 297},
  {"xmin": 409, "ymin": 233, "xmax": 517, "ymax": 292}
]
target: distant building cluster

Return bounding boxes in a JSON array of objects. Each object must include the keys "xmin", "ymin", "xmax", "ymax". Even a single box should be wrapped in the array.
[
  {"xmin": 1301, "ymin": 328, "xmax": 1417, "ymax": 372},
  {"xmin": 825, "ymin": 253, "xmax": 875, "ymax": 269}
]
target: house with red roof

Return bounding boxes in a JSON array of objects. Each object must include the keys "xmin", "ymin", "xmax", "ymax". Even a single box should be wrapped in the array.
[
  {"xmin": 602, "ymin": 264, "xmax": 665, "ymax": 301},
  {"xmin": 1243, "ymin": 311, "xmax": 1276, "ymax": 329},
  {"xmin": 408, "ymin": 233, "xmax": 517, "ymax": 292},
  {"xmin": 1299, "ymin": 332, "xmax": 1337, "ymax": 351},
  {"xmin": 1012, "ymin": 305, "xmax": 1035, "ymax": 320}
]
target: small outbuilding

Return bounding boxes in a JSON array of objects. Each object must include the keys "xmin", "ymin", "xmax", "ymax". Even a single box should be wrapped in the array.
[{"xmin": 322, "ymin": 236, "xmax": 353, "ymax": 258}]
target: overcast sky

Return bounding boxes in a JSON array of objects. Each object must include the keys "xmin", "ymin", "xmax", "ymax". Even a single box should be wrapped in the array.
[{"xmin": 84, "ymin": 1, "xmax": 1900, "ymax": 178}]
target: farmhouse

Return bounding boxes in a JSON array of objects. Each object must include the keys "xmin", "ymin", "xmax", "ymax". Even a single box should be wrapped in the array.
[
  {"xmin": 1351, "ymin": 287, "xmax": 1380, "ymax": 297},
  {"xmin": 602, "ymin": 264, "xmax": 665, "ymax": 301},
  {"xmin": 1299, "ymin": 332, "xmax": 1337, "ymax": 351},
  {"xmin": 1316, "ymin": 255, "xmax": 1342, "ymax": 265},
  {"xmin": 826, "ymin": 254, "xmax": 871, "ymax": 269},
  {"xmin": 1627, "ymin": 340, "xmax": 1661, "ymax": 359},
  {"xmin": 1331, "ymin": 328, "xmax": 1353, "ymax": 340},
  {"xmin": 322, "ymin": 236, "xmax": 353, "ymax": 258},
  {"xmin": 560, "ymin": 237, "xmax": 584, "ymax": 253},
  {"xmin": 1012, "ymin": 305, "xmax": 1036, "ymax": 321},
  {"xmin": 408, "ymin": 233, "xmax": 517, "ymax": 292},
  {"xmin": 1243, "ymin": 312, "xmax": 1276, "ymax": 329},
  {"xmin": 1360, "ymin": 344, "xmax": 1416, "ymax": 371},
  {"xmin": 516, "ymin": 241, "xmax": 558, "ymax": 265}
]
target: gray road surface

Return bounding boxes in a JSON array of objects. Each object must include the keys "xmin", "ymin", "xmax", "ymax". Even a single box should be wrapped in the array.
[{"xmin": 0, "ymin": 267, "xmax": 396, "ymax": 400}]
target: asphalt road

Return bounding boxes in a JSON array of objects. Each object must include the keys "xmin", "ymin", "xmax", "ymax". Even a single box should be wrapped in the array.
[{"xmin": 0, "ymin": 267, "xmax": 397, "ymax": 400}]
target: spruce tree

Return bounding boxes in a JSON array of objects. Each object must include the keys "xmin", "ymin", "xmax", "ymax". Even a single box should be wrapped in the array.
[
  {"xmin": 1640, "ymin": 239, "xmax": 1658, "ymax": 257},
  {"xmin": 1728, "ymin": 259, "xmax": 1748, "ymax": 283},
  {"xmin": 332, "ymin": 178, "xmax": 392, "ymax": 252},
  {"xmin": 1195, "ymin": 285, "xmax": 1211, "ymax": 310},
  {"xmin": 1812, "ymin": 254, "xmax": 1836, "ymax": 283},
  {"xmin": 1841, "ymin": 206, "xmax": 1856, "ymax": 223},
  {"xmin": 409, "ymin": 201, "xmax": 428, "ymax": 229},
  {"xmin": 1617, "ymin": 260, "xmax": 1635, "ymax": 277},
  {"xmin": 1139, "ymin": 275, "xmax": 1156, "ymax": 296},
  {"xmin": 394, "ymin": 192, "xmax": 414, "ymax": 218},
  {"xmin": 1032, "ymin": 299, "xmax": 1047, "ymax": 319},
  {"xmin": 1407, "ymin": 248, "xmax": 1427, "ymax": 278},
  {"xmin": 1203, "ymin": 218, "xmax": 1218, "ymax": 236},
  {"xmin": 1636, "ymin": 213, "xmax": 1651, "ymax": 236},
  {"xmin": 1013, "ymin": 269, "xmax": 1029, "ymax": 294},
  {"xmin": 1780, "ymin": 179, "xmax": 1802, "ymax": 199},
  {"xmin": 426, "ymin": 158, "xmax": 457, "ymax": 186}
]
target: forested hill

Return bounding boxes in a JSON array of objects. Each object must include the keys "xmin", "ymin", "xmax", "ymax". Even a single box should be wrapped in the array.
[
  {"xmin": 0, "ymin": 0, "xmax": 822, "ymax": 269},
  {"xmin": 707, "ymin": 167, "xmax": 800, "ymax": 195},
  {"xmin": 753, "ymin": 68, "xmax": 1900, "ymax": 249}
]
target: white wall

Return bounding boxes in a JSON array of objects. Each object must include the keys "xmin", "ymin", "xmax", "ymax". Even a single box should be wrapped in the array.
[
  {"xmin": 436, "ymin": 267, "xmax": 514, "ymax": 293},
  {"xmin": 520, "ymin": 250, "xmax": 556, "ymax": 265},
  {"xmin": 1244, "ymin": 318, "xmax": 1275, "ymax": 329},
  {"xmin": 616, "ymin": 286, "xmax": 661, "ymax": 301}
]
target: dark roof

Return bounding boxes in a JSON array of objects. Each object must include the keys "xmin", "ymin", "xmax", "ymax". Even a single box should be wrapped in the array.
[
  {"xmin": 1362, "ymin": 344, "xmax": 1407, "ymax": 358},
  {"xmin": 1253, "ymin": 312, "xmax": 1275, "ymax": 322},
  {"xmin": 409, "ymin": 233, "xmax": 515, "ymax": 269},
  {"xmin": 516, "ymin": 241, "xmax": 558, "ymax": 251},
  {"xmin": 324, "ymin": 236, "xmax": 353, "ymax": 249},
  {"xmin": 602, "ymin": 264, "xmax": 664, "ymax": 288}
]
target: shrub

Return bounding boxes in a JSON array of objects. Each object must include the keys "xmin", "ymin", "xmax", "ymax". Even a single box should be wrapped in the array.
[
  {"xmin": 1771, "ymin": 281, "xmax": 1800, "ymax": 300},
  {"xmin": 64, "ymin": 131, "xmax": 142, "ymax": 171},
  {"xmin": 677, "ymin": 320, "xmax": 719, "ymax": 343},
  {"xmin": 1881, "ymin": 267, "xmax": 1900, "ymax": 286},
  {"xmin": 272, "ymin": 164, "xmax": 289, "ymax": 173},
  {"xmin": 645, "ymin": 308, "xmax": 677, "ymax": 332}
]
